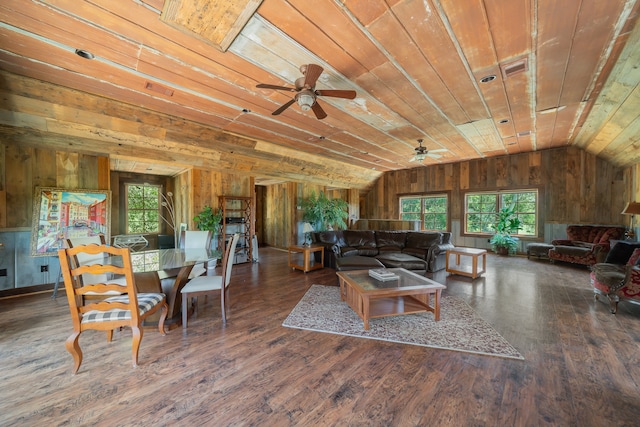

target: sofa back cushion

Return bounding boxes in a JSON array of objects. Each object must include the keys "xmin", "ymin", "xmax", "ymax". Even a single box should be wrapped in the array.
[
  {"xmin": 597, "ymin": 227, "xmax": 625, "ymax": 244},
  {"xmin": 406, "ymin": 232, "xmax": 442, "ymax": 249},
  {"xmin": 343, "ymin": 230, "xmax": 376, "ymax": 248},
  {"xmin": 315, "ymin": 230, "xmax": 343, "ymax": 245},
  {"xmin": 565, "ymin": 225, "xmax": 624, "ymax": 244},
  {"xmin": 375, "ymin": 231, "xmax": 407, "ymax": 251}
]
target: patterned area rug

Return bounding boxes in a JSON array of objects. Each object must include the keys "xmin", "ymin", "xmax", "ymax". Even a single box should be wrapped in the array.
[{"xmin": 283, "ymin": 285, "xmax": 523, "ymax": 360}]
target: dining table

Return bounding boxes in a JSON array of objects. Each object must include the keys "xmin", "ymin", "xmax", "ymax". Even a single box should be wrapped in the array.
[{"xmin": 129, "ymin": 248, "xmax": 220, "ymax": 327}]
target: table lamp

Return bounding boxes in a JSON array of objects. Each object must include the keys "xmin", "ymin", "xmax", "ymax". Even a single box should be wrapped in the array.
[
  {"xmin": 621, "ymin": 201, "xmax": 640, "ymax": 240},
  {"xmin": 303, "ymin": 222, "xmax": 314, "ymax": 246}
]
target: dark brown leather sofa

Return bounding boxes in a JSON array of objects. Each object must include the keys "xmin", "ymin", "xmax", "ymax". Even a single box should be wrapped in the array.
[{"xmin": 313, "ymin": 229, "xmax": 454, "ymax": 272}]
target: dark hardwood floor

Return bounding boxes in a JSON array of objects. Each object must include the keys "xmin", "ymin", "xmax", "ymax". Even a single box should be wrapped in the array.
[{"xmin": 1, "ymin": 248, "xmax": 640, "ymax": 426}]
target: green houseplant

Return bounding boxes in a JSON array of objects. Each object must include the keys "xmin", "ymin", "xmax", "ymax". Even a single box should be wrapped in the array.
[
  {"xmin": 489, "ymin": 205, "xmax": 522, "ymax": 255},
  {"xmin": 193, "ymin": 205, "xmax": 223, "ymax": 235},
  {"xmin": 301, "ymin": 191, "xmax": 349, "ymax": 232}
]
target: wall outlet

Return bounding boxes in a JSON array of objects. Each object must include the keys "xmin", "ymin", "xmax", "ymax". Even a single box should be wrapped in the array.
[
  {"xmin": 0, "ymin": 269, "xmax": 6, "ymax": 277},
  {"xmin": 40, "ymin": 265, "xmax": 49, "ymax": 272}
]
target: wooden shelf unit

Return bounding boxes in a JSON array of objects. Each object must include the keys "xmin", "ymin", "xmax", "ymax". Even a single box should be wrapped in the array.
[{"xmin": 219, "ymin": 195, "xmax": 254, "ymax": 264}]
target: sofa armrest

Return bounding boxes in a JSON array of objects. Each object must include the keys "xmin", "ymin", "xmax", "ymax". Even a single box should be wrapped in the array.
[
  {"xmin": 432, "ymin": 243, "xmax": 455, "ymax": 255},
  {"xmin": 551, "ymin": 239, "xmax": 573, "ymax": 246}
]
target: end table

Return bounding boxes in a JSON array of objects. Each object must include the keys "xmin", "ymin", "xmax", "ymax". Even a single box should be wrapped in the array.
[{"xmin": 288, "ymin": 245, "xmax": 324, "ymax": 273}]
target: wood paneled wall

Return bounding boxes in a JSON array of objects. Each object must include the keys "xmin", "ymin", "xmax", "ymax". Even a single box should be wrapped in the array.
[
  {"xmin": 0, "ymin": 143, "xmax": 109, "ymax": 230},
  {"xmin": 260, "ymin": 183, "xmax": 360, "ymax": 249},
  {"xmin": 363, "ymin": 146, "xmax": 632, "ymax": 228}
]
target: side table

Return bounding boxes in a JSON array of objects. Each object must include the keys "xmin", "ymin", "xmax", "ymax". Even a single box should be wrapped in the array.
[
  {"xmin": 288, "ymin": 245, "xmax": 324, "ymax": 273},
  {"xmin": 446, "ymin": 247, "xmax": 487, "ymax": 279}
]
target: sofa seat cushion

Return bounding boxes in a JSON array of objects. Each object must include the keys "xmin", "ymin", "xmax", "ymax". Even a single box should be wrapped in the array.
[
  {"xmin": 335, "ymin": 255, "xmax": 384, "ymax": 271},
  {"xmin": 378, "ymin": 245, "xmax": 404, "ymax": 253},
  {"xmin": 552, "ymin": 245, "xmax": 591, "ymax": 257},
  {"xmin": 340, "ymin": 247, "xmax": 359, "ymax": 257},
  {"xmin": 375, "ymin": 253, "xmax": 427, "ymax": 271},
  {"xmin": 401, "ymin": 247, "xmax": 428, "ymax": 260}
]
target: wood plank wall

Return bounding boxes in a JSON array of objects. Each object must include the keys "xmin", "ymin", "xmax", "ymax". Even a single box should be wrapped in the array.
[
  {"xmin": 0, "ymin": 143, "xmax": 109, "ymax": 230},
  {"xmin": 362, "ymin": 146, "xmax": 632, "ymax": 228}
]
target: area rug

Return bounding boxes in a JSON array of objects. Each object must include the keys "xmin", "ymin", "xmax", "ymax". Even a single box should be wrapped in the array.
[{"xmin": 283, "ymin": 285, "xmax": 523, "ymax": 360}]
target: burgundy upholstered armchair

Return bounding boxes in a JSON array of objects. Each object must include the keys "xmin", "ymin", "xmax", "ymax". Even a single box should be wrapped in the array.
[
  {"xmin": 549, "ymin": 225, "xmax": 625, "ymax": 266},
  {"xmin": 590, "ymin": 247, "xmax": 640, "ymax": 313}
]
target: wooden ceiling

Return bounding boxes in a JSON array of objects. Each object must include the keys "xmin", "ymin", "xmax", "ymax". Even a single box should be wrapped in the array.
[{"xmin": 1, "ymin": 0, "xmax": 639, "ymax": 190}]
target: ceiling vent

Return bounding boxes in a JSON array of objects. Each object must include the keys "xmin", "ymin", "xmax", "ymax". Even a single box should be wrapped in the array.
[
  {"xmin": 501, "ymin": 58, "xmax": 528, "ymax": 79},
  {"xmin": 517, "ymin": 130, "xmax": 531, "ymax": 137},
  {"xmin": 145, "ymin": 81, "xmax": 174, "ymax": 97}
]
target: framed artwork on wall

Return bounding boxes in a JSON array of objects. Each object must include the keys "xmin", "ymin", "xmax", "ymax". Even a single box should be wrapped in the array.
[{"xmin": 30, "ymin": 187, "xmax": 112, "ymax": 257}]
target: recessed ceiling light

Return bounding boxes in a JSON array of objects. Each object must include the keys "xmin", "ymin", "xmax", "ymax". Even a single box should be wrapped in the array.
[
  {"xmin": 480, "ymin": 75, "xmax": 496, "ymax": 83},
  {"xmin": 499, "ymin": 119, "xmax": 509, "ymax": 124},
  {"xmin": 75, "ymin": 49, "xmax": 95, "ymax": 59},
  {"xmin": 242, "ymin": 108, "xmax": 251, "ymax": 113},
  {"xmin": 319, "ymin": 136, "xmax": 325, "ymax": 140}
]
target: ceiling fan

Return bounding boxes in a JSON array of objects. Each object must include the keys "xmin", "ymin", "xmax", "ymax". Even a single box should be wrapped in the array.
[
  {"xmin": 256, "ymin": 64, "xmax": 356, "ymax": 120},
  {"xmin": 410, "ymin": 139, "xmax": 447, "ymax": 162}
]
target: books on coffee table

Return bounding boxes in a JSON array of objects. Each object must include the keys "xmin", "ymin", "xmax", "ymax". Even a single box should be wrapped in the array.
[{"xmin": 369, "ymin": 268, "xmax": 399, "ymax": 281}]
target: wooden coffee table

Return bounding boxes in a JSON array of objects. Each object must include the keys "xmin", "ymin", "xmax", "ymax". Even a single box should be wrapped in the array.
[{"xmin": 336, "ymin": 268, "xmax": 446, "ymax": 330}]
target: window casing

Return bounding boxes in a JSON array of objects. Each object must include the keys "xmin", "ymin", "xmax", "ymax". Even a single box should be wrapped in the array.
[
  {"xmin": 125, "ymin": 183, "xmax": 161, "ymax": 234},
  {"xmin": 464, "ymin": 190, "xmax": 537, "ymax": 236},
  {"xmin": 400, "ymin": 194, "xmax": 448, "ymax": 231}
]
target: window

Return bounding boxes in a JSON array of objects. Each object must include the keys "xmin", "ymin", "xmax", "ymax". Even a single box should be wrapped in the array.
[
  {"xmin": 400, "ymin": 194, "xmax": 448, "ymax": 231},
  {"xmin": 125, "ymin": 183, "xmax": 161, "ymax": 234},
  {"xmin": 465, "ymin": 190, "xmax": 537, "ymax": 236}
]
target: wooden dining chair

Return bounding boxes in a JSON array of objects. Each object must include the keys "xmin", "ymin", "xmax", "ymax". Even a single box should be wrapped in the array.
[
  {"xmin": 181, "ymin": 233, "xmax": 240, "ymax": 329},
  {"xmin": 66, "ymin": 235, "xmax": 127, "ymax": 296},
  {"xmin": 180, "ymin": 230, "xmax": 212, "ymax": 278},
  {"xmin": 58, "ymin": 244, "xmax": 168, "ymax": 374}
]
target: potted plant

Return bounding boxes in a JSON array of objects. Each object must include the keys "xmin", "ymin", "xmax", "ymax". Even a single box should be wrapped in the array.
[
  {"xmin": 301, "ymin": 191, "xmax": 349, "ymax": 232},
  {"xmin": 489, "ymin": 205, "xmax": 522, "ymax": 255},
  {"xmin": 193, "ymin": 205, "xmax": 223, "ymax": 242}
]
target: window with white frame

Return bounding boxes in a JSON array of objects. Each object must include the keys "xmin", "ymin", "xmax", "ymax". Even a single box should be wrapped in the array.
[
  {"xmin": 400, "ymin": 194, "xmax": 448, "ymax": 231},
  {"xmin": 125, "ymin": 183, "xmax": 161, "ymax": 234},
  {"xmin": 464, "ymin": 190, "xmax": 537, "ymax": 236}
]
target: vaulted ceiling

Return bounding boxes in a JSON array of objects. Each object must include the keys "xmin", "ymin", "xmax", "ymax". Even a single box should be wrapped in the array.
[{"xmin": 1, "ymin": 0, "xmax": 639, "ymax": 190}]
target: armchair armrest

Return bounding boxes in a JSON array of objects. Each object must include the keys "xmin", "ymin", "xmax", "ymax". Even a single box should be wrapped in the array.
[{"xmin": 432, "ymin": 243, "xmax": 455, "ymax": 255}]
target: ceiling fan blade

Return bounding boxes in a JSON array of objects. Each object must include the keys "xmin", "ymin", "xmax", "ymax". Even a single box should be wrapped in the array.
[
  {"xmin": 315, "ymin": 89, "xmax": 357, "ymax": 99},
  {"xmin": 257, "ymin": 83, "xmax": 297, "ymax": 92},
  {"xmin": 428, "ymin": 153, "xmax": 443, "ymax": 159},
  {"xmin": 311, "ymin": 101, "xmax": 327, "ymax": 120},
  {"xmin": 428, "ymin": 148, "xmax": 448, "ymax": 153},
  {"xmin": 272, "ymin": 99, "xmax": 296, "ymax": 115},
  {"xmin": 303, "ymin": 64, "xmax": 324, "ymax": 88}
]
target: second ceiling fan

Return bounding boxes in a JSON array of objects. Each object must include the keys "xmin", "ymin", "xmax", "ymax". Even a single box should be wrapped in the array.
[{"xmin": 256, "ymin": 64, "xmax": 356, "ymax": 120}]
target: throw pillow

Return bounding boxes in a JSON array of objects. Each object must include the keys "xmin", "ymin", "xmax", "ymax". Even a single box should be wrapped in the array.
[
  {"xmin": 630, "ymin": 248, "xmax": 640, "ymax": 266},
  {"xmin": 604, "ymin": 242, "xmax": 640, "ymax": 264}
]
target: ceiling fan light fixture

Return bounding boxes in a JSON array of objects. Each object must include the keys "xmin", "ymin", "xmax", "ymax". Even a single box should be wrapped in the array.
[
  {"xmin": 296, "ymin": 92, "xmax": 315, "ymax": 111},
  {"xmin": 415, "ymin": 152, "xmax": 427, "ymax": 162}
]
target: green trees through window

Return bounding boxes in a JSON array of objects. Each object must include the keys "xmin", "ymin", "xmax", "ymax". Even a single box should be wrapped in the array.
[
  {"xmin": 465, "ymin": 190, "xmax": 537, "ymax": 236},
  {"xmin": 126, "ymin": 184, "xmax": 161, "ymax": 234},
  {"xmin": 400, "ymin": 195, "xmax": 448, "ymax": 231}
]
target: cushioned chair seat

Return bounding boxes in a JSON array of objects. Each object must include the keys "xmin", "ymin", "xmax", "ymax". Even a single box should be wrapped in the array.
[
  {"xmin": 375, "ymin": 253, "xmax": 427, "ymax": 271},
  {"xmin": 82, "ymin": 293, "xmax": 166, "ymax": 323}
]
